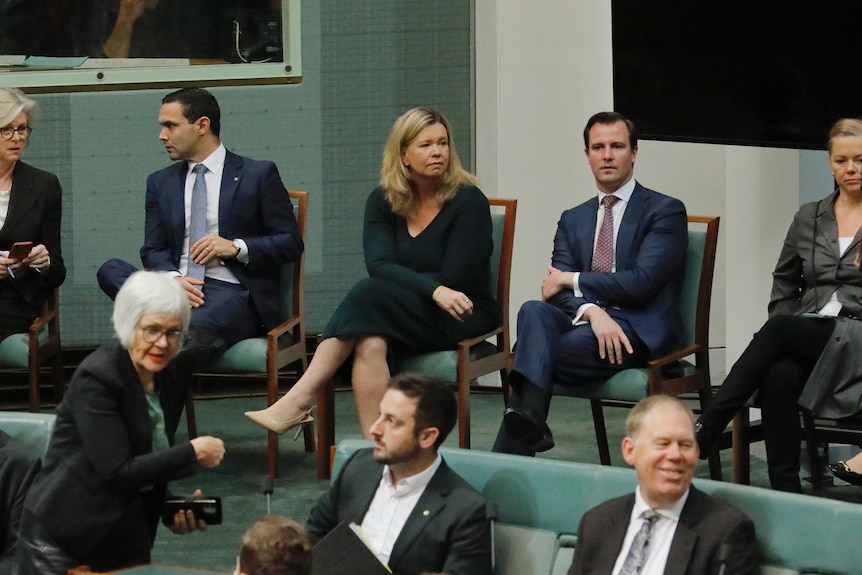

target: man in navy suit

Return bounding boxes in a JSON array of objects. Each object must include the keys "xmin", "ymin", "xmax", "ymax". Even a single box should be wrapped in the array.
[
  {"xmin": 568, "ymin": 395, "xmax": 757, "ymax": 575},
  {"xmin": 493, "ymin": 112, "xmax": 687, "ymax": 456},
  {"xmin": 98, "ymin": 87, "xmax": 303, "ymax": 354}
]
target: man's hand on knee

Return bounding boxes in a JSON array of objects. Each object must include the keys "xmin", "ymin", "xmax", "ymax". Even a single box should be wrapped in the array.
[{"xmin": 583, "ymin": 306, "xmax": 633, "ymax": 365}]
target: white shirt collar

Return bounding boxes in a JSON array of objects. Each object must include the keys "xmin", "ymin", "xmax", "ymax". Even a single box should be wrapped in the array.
[
  {"xmin": 380, "ymin": 453, "xmax": 443, "ymax": 497},
  {"xmin": 187, "ymin": 143, "xmax": 226, "ymax": 174},
  {"xmin": 596, "ymin": 177, "xmax": 636, "ymax": 204},
  {"xmin": 632, "ymin": 484, "xmax": 690, "ymax": 523}
]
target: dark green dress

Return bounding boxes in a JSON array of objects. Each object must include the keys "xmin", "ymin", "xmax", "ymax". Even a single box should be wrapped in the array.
[{"xmin": 323, "ymin": 185, "xmax": 500, "ymax": 352}]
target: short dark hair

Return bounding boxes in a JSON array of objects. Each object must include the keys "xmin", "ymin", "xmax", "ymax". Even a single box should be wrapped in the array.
[
  {"xmin": 388, "ymin": 373, "xmax": 457, "ymax": 449},
  {"xmin": 238, "ymin": 516, "xmax": 312, "ymax": 575},
  {"xmin": 583, "ymin": 111, "xmax": 637, "ymax": 149},
  {"xmin": 162, "ymin": 87, "xmax": 221, "ymax": 137}
]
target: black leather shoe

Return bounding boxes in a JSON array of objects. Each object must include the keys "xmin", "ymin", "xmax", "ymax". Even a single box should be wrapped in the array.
[
  {"xmin": 503, "ymin": 408, "xmax": 555, "ymax": 453},
  {"xmin": 172, "ymin": 329, "xmax": 229, "ymax": 372},
  {"xmin": 828, "ymin": 461, "xmax": 862, "ymax": 486},
  {"xmin": 694, "ymin": 420, "xmax": 715, "ymax": 461}
]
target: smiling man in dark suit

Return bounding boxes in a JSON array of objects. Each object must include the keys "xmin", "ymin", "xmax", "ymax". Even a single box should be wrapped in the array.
[
  {"xmin": 493, "ymin": 111, "xmax": 688, "ymax": 456},
  {"xmin": 568, "ymin": 395, "xmax": 758, "ymax": 575},
  {"xmin": 306, "ymin": 373, "xmax": 492, "ymax": 575},
  {"xmin": 98, "ymin": 87, "xmax": 303, "ymax": 359}
]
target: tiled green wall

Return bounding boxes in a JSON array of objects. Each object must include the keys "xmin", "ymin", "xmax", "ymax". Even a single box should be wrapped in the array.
[{"xmin": 21, "ymin": 0, "xmax": 472, "ymax": 346}]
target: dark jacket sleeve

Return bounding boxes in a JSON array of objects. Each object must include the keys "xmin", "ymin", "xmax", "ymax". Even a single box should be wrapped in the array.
[{"xmin": 0, "ymin": 432, "xmax": 40, "ymax": 572}]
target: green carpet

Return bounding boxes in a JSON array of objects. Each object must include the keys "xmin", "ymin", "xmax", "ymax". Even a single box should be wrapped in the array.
[{"xmin": 152, "ymin": 389, "xmax": 856, "ymax": 570}]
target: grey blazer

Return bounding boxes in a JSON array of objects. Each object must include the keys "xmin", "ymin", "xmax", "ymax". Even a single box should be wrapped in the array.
[{"xmin": 772, "ymin": 191, "xmax": 862, "ymax": 417}]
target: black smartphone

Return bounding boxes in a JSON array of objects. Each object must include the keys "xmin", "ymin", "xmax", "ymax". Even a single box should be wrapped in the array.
[{"xmin": 161, "ymin": 496, "xmax": 222, "ymax": 527}]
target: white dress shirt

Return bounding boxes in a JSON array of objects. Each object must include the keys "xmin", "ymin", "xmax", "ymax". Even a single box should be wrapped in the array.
[
  {"xmin": 817, "ymin": 236, "xmax": 854, "ymax": 316},
  {"xmin": 360, "ymin": 454, "xmax": 443, "ymax": 567},
  {"xmin": 611, "ymin": 486, "xmax": 689, "ymax": 575},
  {"xmin": 0, "ymin": 187, "xmax": 10, "ymax": 229},
  {"xmin": 571, "ymin": 177, "xmax": 636, "ymax": 324}
]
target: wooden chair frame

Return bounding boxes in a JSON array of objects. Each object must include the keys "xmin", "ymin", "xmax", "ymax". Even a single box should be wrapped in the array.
[
  {"xmin": 185, "ymin": 190, "xmax": 312, "ymax": 478},
  {"xmin": 315, "ymin": 198, "xmax": 517, "ymax": 479},
  {"xmin": 0, "ymin": 287, "xmax": 65, "ymax": 411}
]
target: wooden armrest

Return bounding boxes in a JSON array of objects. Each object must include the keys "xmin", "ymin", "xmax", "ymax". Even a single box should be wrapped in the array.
[
  {"xmin": 647, "ymin": 344, "xmax": 701, "ymax": 369},
  {"xmin": 456, "ymin": 325, "xmax": 504, "ymax": 352},
  {"xmin": 29, "ymin": 307, "xmax": 58, "ymax": 335},
  {"xmin": 267, "ymin": 314, "xmax": 301, "ymax": 341}
]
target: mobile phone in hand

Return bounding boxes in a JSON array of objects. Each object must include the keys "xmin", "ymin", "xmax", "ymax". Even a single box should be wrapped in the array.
[
  {"xmin": 161, "ymin": 496, "xmax": 223, "ymax": 526},
  {"xmin": 8, "ymin": 241, "xmax": 33, "ymax": 260}
]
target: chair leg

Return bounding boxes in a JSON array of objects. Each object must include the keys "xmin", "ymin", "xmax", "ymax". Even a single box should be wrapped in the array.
[
  {"xmin": 732, "ymin": 411, "xmax": 750, "ymax": 485},
  {"xmin": 185, "ymin": 389, "xmax": 198, "ymax": 439},
  {"xmin": 51, "ymin": 350, "xmax": 65, "ymax": 404},
  {"xmin": 457, "ymin": 377, "xmax": 471, "ymax": 449},
  {"xmin": 268, "ymin": 430, "xmax": 278, "ymax": 478},
  {"xmin": 590, "ymin": 400, "xmax": 612, "ymax": 465},
  {"xmin": 317, "ymin": 378, "xmax": 336, "ymax": 479},
  {"xmin": 801, "ymin": 410, "xmax": 823, "ymax": 490},
  {"xmin": 28, "ymin": 352, "xmax": 40, "ymax": 413}
]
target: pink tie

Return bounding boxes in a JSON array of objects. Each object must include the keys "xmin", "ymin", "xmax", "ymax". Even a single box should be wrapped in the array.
[{"xmin": 591, "ymin": 194, "xmax": 620, "ymax": 273}]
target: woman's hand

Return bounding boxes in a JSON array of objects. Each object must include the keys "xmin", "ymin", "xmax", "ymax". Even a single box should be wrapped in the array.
[
  {"xmin": 191, "ymin": 436, "xmax": 225, "ymax": 468},
  {"xmin": 23, "ymin": 244, "xmax": 51, "ymax": 273},
  {"xmin": 169, "ymin": 489, "xmax": 207, "ymax": 534},
  {"xmin": 432, "ymin": 286, "xmax": 474, "ymax": 322},
  {"xmin": 0, "ymin": 251, "xmax": 24, "ymax": 279}
]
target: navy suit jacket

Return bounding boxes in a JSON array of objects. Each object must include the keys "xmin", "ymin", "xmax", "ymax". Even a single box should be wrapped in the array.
[
  {"xmin": 306, "ymin": 449, "xmax": 492, "ymax": 575},
  {"xmin": 568, "ymin": 487, "xmax": 759, "ymax": 575},
  {"xmin": 140, "ymin": 150, "xmax": 303, "ymax": 330},
  {"xmin": 546, "ymin": 182, "xmax": 687, "ymax": 357}
]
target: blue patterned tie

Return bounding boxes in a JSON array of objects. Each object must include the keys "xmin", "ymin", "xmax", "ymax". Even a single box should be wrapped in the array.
[
  {"xmin": 619, "ymin": 509, "xmax": 660, "ymax": 575},
  {"xmin": 186, "ymin": 164, "xmax": 208, "ymax": 281}
]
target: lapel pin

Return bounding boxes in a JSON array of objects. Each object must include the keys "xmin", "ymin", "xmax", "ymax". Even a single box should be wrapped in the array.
[
  {"xmin": 234, "ymin": 177, "xmax": 239, "ymax": 182},
  {"xmin": 422, "ymin": 510, "xmax": 430, "ymax": 516}
]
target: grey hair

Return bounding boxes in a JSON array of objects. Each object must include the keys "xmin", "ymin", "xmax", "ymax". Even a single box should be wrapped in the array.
[
  {"xmin": 112, "ymin": 271, "xmax": 190, "ymax": 348},
  {"xmin": 0, "ymin": 88, "xmax": 36, "ymax": 128}
]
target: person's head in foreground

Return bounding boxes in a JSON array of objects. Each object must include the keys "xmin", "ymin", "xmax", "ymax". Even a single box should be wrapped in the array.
[
  {"xmin": 234, "ymin": 516, "xmax": 312, "ymax": 575},
  {"xmin": 623, "ymin": 394, "xmax": 699, "ymax": 508}
]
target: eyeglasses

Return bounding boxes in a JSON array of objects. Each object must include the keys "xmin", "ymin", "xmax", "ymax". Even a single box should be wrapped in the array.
[
  {"xmin": 0, "ymin": 126, "xmax": 33, "ymax": 140},
  {"xmin": 138, "ymin": 325, "xmax": 184, "ymax": 345}
]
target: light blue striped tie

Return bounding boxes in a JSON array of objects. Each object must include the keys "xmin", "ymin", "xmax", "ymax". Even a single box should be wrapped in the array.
[
  {"xmin": 186, "ymin": 164, "xmax": 208, "ymax": 281},
  {"xmin": 619, "ymin": 509, "xmax": 659, "ymax": 575}
]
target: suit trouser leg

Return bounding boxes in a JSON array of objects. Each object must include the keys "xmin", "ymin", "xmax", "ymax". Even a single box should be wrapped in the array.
[
  {"xmin": 493, "ymin": 301, "xmax": 646, "ymax": 455},
  {"xmin": 96, "ymin": 258, "xmax": 138, "ymax": 300}
]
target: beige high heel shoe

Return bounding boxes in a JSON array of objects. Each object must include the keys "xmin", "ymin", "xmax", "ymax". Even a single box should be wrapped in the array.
[{"xmin": 244, "ymin": 407, "xmax": 314, "ymax": 435}]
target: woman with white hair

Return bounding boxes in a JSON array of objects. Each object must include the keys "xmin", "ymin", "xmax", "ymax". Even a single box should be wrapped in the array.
[
  {"xmin": 16, "ymin": 271, "xmax": 225, "ymax": 573},
  {"xmin": 0, "ymin": 87, "xmax": 66, "ymax": 345}
]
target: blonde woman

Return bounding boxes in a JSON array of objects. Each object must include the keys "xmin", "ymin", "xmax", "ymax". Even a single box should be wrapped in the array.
[{"xmin": 246, "ymin": 107, "xmax": 500, "ymax": 437}]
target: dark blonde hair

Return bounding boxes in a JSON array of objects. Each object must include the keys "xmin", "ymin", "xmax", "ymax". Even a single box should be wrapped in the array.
[
  {"xmin": 238, "ymin": 516, "xmax": 312, "ymax": 575},
  {"xmin": 626, "ymin": 395, "xmax": 694, "ymax": 442},
  {"xmin": 827, "ymin": 118, "xmax": 862, "ymax": 154},
  {"xmin": 379, "ymin": 106, "xmax": 478, "ymax": 217}
]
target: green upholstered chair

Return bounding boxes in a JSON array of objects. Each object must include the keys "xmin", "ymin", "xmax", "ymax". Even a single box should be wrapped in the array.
[
  {"xmin": 185, "ymin": 190, "xmax": 313, "ymax": 478},
  {"xmin": 315, "ymin": 198, "xmax": 517, "ymax": 478},
  {"xmin": 547, "ymin": 216, "xmax": 722, "ymax": 479},
  {"xmin": 0, "ymin": 411, "xmax": 56, "ymax": 455},
  {"xmin": 0, "ymin": 289, "xmax": 64, "ymax": 412}
]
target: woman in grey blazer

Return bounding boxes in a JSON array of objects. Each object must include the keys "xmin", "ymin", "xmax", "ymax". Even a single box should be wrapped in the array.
[
  {"xmin": 16, "ymin": 272, "xmax": 225, "ymax": 573},
  {"xmin": 695, "ymin": 117, "xmax": 862, "ymax": 492}
]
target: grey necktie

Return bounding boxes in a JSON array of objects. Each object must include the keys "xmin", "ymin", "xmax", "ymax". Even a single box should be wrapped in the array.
[
  {"xmin": 619, "ymin": 509, "xmax": 660, "ymax": 575},
  {"xmin": 186, "ymin": 164, "xmax": 208, "ymax": 281},
  {"xmin": 591, "ymin": 194, "xmax": 620, "ymax": 272}
]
